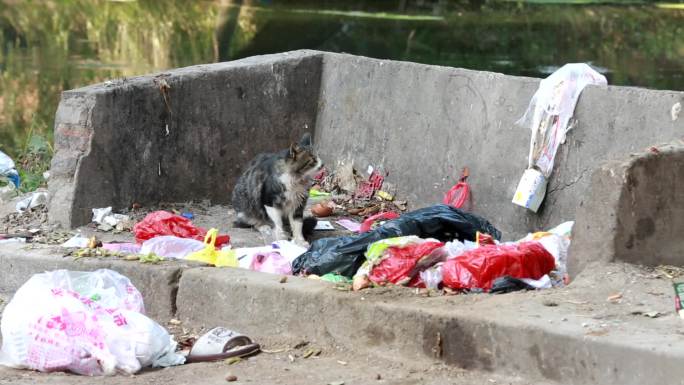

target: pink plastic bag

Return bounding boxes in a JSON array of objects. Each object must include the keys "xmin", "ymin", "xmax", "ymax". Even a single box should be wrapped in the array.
[
  {"xmin": 0, "ymin": 269, "xmax": 185, "ymax": 375},
  {"xmin": 139, "ymin": 236, "xmax": 205, "ymax": 259},
  {"xmin": 102, "ymin": 243, "xmax": 142, "ymax": 254},
  {"xmin": 249, "ymin": 252, "xmax": 292, "ymax": 275}
]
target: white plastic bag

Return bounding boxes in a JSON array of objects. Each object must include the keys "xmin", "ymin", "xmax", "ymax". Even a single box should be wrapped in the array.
[
  {"xmin": 15, "ymin": 191, "xmax": 48, "ymax": 212},
  {"xmin": 0, "ymin": 269, "xmax": 185, "ymax": 375},
  {"xmin": 518, "ymin": 64, "xmax": 607, "ymax": 178},
  {"xmin": 0, "ymin": 150, "xmax": 20, "ymax": 188},
  {"xmin": 0, "ymin": 150, "xmax": 14, "ymax": 174},
  {"xmin": 61, "ymin": 235, "xmax": 91, "ymax": 248},
  {"xmin": 518, "ymin": 221, "xmax": 574, "ymax": 279},
  {"xmin": 91, "ymin": 207, "xmax": 113, "ymax": 224},
  {"xmin": 140, "ymin": 236, "xmax": 205, "ymax": 259}
]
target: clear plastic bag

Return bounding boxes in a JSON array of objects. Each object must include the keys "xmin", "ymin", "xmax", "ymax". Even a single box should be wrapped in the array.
[
  {"xmin": 420, "ymin": 265, "xmax": 443, "ymax": 290},
  {"xmin": 517, "ymin": 64, "xmax": 607, "ymax": 178},
  {"xmin": 140, "ymin": 236, "xmax": 205, "ymax": 259},
  {"xmin": 0, "ymin": 269, "xmax": 184, "ymax": 376},
  {"xmin": 45, "ymin": 269, "xmax": 145, "ymax": 313}
]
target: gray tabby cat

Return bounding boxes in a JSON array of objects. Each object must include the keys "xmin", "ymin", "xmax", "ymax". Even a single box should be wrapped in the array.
[{"xmin": 231, "ymin": 133, "xmax": 321, "ymax": 246}]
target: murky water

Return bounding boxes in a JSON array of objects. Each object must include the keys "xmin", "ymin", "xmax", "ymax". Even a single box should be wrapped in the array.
[{"xmin": 1, "ymin": 0, "xmax": 682, "ymax": 157}]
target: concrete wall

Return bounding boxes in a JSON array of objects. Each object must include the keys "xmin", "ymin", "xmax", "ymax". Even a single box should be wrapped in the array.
[
  {"xmin": 49, "ymin": 50, "xmax": 684, "ymax": 274},
  {"xmin": 49, "ymin": 51, "xmax": 323, "ymax": 227},
  {"xmin": 314, "ymin": 53, "xmax": 684, "ymax": 240}
]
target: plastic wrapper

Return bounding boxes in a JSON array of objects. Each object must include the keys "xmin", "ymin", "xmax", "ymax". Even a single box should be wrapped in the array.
[{"xmin": 442, "ymin": 241, "xmax": 555, "ymax": 291}]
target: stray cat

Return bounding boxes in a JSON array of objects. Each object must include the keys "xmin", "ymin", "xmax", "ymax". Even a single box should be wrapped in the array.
[{"xmin": 231, "ymin": 133, "xmax": 322, "ymax": 246}]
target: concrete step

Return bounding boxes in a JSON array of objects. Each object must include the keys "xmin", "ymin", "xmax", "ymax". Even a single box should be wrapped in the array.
[
  {"xmin": 2, "ymin": 243, "xmax": 684, "ymax": 385},
  {"xmin": 177, "ymin": 266, "xmax": 684, "ymax": 385},
  {"xmin": 0, "ymin": 243, "xmax": 188, "ymax": 320}
]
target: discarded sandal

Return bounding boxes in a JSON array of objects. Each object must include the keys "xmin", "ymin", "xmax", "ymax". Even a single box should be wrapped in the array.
[{"xmin": 185, "ymin": 327, "xmax": 260, "ymax": 363}]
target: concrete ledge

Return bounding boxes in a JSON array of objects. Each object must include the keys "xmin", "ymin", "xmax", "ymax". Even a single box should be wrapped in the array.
[
  {"xmin": 0, "ymin": 243, "xmax": 189, "ymax": 320},
  {"xmin": 569, "ymin": 141, "xmax": 684, "ymax": 276},
  {"xmin": 49, "ymin": 50, "xmax": 324, "ymax": 227},
  {"xmin": 176, "ymin": 266, "xmax": 684, "ymax": 385}
]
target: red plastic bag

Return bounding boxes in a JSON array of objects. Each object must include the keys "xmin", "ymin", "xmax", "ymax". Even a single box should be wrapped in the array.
[
  {"xmin": 359, "ymin": 211, "xmax": 400, "ymax": 233},
  {"xmin": 442, "ymin": 241, "xmax": 555, "ymax": 291},
  {"xmin": 133, "ymin": 211, "xmax": 230, "ymax": 246},
  {"xmin": 369, "ymin": 241, "xmax": 444, "ymax": 287},
  {"xmin": 443, "ymin": 167, "xmax": 470, "ymax": 209},
  {"xmin": 355, "ymin": 170, "xmax": 384, "ymax": 200}
]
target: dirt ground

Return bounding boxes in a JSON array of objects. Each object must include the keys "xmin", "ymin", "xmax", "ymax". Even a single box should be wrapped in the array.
[
  {"xmin": 0, "ymin": 193, "xmax": 351, "ymax": 248},
  {"xmin": 0, "ymin": 356, "xmax": 552, "ymax": 385},
  {"xmin": 0, "ymin": 292, "xmax": 554, "ymax": 385}
]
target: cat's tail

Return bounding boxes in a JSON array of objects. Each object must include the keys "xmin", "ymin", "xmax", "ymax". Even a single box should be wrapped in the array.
[{"xmin": 303, "ymin": 217, "xmax": 317, "ymax": 237}]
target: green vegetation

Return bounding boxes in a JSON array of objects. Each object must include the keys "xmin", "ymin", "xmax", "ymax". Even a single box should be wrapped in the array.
[{"xmin": 0, "ymin": 0, "xmax": 682, "ymax": 192}]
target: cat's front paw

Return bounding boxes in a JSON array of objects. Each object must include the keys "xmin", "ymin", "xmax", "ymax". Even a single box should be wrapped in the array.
[
  {"xmin": 274, "ymin": 230, "xmax": 288, "ymax": 242},
  {"xmin": 292, "ymin": 238, "xmax": 310, "ymax": 249}
]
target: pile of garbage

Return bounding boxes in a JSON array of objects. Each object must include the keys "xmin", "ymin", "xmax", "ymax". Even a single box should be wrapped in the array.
[
  {"xmin": 308, "ymin": 163, "xmax": 408, "ymax": 220},
  {"xmin": 61, "ymin": 209, "xmax": 235, "ymax": 265},
  {"xmin": 64, "ymin": 199, "xmax": 571, "ymax": 297},
  {"xmin": 0, "ymin": 191, "xmax": 66, "ymax": 245},
  {"xmin": 292, "ymin": 204, "xmax": 572, "ymax": 293}
]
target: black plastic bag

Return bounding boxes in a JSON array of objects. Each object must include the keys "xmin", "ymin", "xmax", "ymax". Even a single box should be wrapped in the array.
[
  {"xmin": 292, "ymin": 204, "xmax": 501, "ymax": 277},
  {"xmin": 489, "ymin": 276, "xmax": 536, "ymax": 294}
]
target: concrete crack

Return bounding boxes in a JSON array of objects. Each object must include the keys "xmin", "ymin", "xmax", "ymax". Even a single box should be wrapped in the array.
[{"xmin": 547, "ymin": 167, "xmax": 591, "ymax": 196}]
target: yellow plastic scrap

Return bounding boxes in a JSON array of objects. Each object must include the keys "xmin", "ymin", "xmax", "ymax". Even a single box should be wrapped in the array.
[
  {"xmin": 365, "ymin": 236, "xmax": 422, "ymax": 264},
  {"xmin": 309, "ymin": 188, "xmax": 331, "ymax": 198},
  {"xmin": 139, "ymin": 253, "xmax": 164, "ymax": 264},
  {"xmin": 376, "ymin": 190, "xmax": 393, "ymax": 201},
  {"xmin": 186, "ymin": 228, "xmax": 237, "ymax": 267},
  {"xmin": 530, "ymin": 231, "xmax": 552, "ymax": 240}
]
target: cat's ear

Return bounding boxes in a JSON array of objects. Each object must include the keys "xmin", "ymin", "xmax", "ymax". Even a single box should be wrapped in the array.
[
  {"xmin": 299, "ymin": 133, "xmax": 312, "ymax": 148},
  {"xmin": 289, "ymin": 143, "xmax": 299, "ymax": 159}
]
